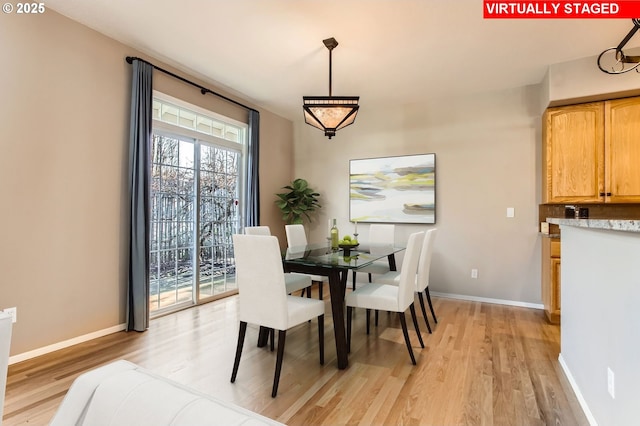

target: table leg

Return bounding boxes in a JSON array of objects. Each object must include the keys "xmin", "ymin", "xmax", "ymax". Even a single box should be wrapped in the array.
[
  {"xmin": 387, "ymin": 254, "xmax": 397, "ymax": 271},
  {"xmin": 328, "ymin": 269, "xmax": 349, "ymax": 369},
  {"xmin": 339, "ymin": 269, "xmax": 348, "ymax": 300},
  {"xmin": 257, "ymin": 326, "xmax": 269, "ymax": 347}
]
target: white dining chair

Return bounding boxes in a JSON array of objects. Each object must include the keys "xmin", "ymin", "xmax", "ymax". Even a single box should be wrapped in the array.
[
  {"xmin": 345, "ymin": 231, "xmax": 425, "ymax": 365},
  {"xmin": 284, "ymin": 224, "xmax": 328, "ymax": 300},
  {"xmin": 352, "ymin": 224, "xmax": 395, "ymax": 290},
  {"xmin": 245, "ymin": 226, "xmax": 312, "ymax": 297},
  {"xmin": 376, "ymin": 228, "xmax": 437, "ymax": 333},
  {"xmin": 231, "ymin": 234, "xmax": 325, "ymax": 397},
  {"xmin": 244, "ymin": 225, "xmax": 271, "ymax": 236},
  {"xmin": 0, "ymin": 311, "xmax": 12, "ymax": 426}
]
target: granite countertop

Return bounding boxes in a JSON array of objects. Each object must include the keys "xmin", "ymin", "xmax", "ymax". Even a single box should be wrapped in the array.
[
  {"xmin": 546, "ymin": 218, "xmax": 640, "ymax": 233},
  {"xmin": 539, "ymin": 233, "xmax": 561, "ymax": 238}
]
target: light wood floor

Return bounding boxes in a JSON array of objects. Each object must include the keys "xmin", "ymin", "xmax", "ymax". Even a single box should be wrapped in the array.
[{"xmin": 3, "ymin": 289, "xmax": 588, "ymax": 425}]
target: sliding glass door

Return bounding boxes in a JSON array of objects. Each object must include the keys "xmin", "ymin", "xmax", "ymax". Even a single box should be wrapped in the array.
[
  {"xmin": 149, "ymin": 134, "xmax": 195, "ymax": 312},
  {"xmin": 149, "ymin": 133, "xmax": 242, "ymax": 315},
  {"xmin": 197, "ymin": 145, "xmax": 241, "ymax": 299},
  {"xmin": 149, "ymin": 94, "xmax": 246, "ymax": 316}
]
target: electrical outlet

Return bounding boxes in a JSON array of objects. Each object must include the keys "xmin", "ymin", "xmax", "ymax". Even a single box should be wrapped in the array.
[
  {"xmin": 608, "ymin": 367, "xmax": 615, "ymax": 399},
  {"xmin": 4, "ymin": 307, "xmax": 17, "ymax": 323},
  {"xmin": 471, "ymin": 269, "xmax": 478, "ymax": 279}
]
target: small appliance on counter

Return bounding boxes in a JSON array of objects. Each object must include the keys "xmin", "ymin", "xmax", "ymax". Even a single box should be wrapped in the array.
[{"xmin": 564, "ymin": 205, "xmax": 576, "ymax": 218}]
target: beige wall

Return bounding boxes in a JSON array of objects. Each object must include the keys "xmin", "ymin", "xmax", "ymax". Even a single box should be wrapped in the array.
[
  {"xmin": 294, "ymin": 85, "xmax": 544, "ymax": 304},
  {"xmin": 292, "ymin": 52, "xmax": 640, "ymax": 306},
  {"xmin": 0, "ymin": 10, "xmax": 294, "ymax": 356},
  {"xmin": 543, "ymin": 55, "xmax": 640, "ymax": 109}
]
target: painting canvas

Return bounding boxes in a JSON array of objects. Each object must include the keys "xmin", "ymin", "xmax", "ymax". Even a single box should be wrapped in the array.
[{"xmin": 349, "ymin": 153, "xmax": 436, "ymax": 224}]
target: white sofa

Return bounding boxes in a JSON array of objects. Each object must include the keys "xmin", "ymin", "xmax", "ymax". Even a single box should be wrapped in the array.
[
  {"xmin": 0, "ymin": 312, "xmax": 12, "ymax": 426},
  {"xmin": 50, "ymin": 360, "xmax": 284, "ymax": 426}
]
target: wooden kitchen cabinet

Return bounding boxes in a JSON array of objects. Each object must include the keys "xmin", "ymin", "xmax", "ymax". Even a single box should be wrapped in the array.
[
  {"xmin": 541, "ymin": 237, "xmax": 561, "ymax": 324},
  {"xmin": 543, "ymin": 102, "xmax": 604, "ymax": 203},
  {"xmin": 543, "ymin": 97, "xmax": 640, "ymax": 203},
  {"xmin": 605, "ymin": 98, "xmax": 640, "ymax": 202}
]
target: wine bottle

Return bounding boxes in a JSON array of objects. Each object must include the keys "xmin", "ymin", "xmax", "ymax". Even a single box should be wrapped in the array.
[{"xmin": 330, "ymin": 219, "xmax": 339, "ymax": 250}]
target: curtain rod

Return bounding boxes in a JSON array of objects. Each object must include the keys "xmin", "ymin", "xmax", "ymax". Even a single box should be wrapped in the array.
[{"xmin": 125, "ymin": 56, "xmax": 258, "ymax": 113}]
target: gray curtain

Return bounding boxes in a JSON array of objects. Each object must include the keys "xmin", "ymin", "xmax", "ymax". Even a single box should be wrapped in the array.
[
  {"xmin": 126, "ymin": 59, "xmax": 153, "ymax": 332},
  {"xmin": 245, "ymin": 110, "xmax": 260, "ymax": 226}
]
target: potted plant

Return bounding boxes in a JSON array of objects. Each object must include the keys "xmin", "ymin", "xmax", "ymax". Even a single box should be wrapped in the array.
[{"xmin": 275, "ymin": 178, "xmax": 321, "ymax": 224}]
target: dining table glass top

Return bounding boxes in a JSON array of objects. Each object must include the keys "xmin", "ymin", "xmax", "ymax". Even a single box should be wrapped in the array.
[{"xmin": 283, "ymin": 242, "xmax": 405, "ymax": 270}]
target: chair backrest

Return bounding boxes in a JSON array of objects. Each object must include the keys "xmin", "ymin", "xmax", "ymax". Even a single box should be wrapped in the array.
[
  {"xmin": 285, "ymin": 224, "xmax": 308, "ymax": 248},
  {"xmin": 245, "ymin": 226, "xmax": 271, "ymax": 236},
  {"xmin": 396, "ymin": 231, "xmax": 425, "ymax": 311},
  {"xmin": 369, "ymin": 224, "xmax": 395, "ymax": 245},
  {"xmin": 232, "ymin": 234, "xmax": 289, "ymax": 330},
  {"xmin": 416, "ymin": 229, "xmax": 437, "ymax": 292}
]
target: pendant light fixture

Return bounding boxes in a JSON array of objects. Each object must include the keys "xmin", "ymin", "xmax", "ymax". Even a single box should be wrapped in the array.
[
  {"xmin": 303, "ymin": 37, "xmax": 359, "ymax": 139},
  {"xmin": 598, "ymin": 19, "xmax": 640, "ymax": 74}
]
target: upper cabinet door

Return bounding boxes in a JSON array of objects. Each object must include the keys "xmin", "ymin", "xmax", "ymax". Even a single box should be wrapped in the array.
[
  {"xmin": 543, "ymin": 103, "xmax": 605, "ymax": 203},
  {"xmin": 605, "ymin": 98, "xmax": 640, "ymax": 203}
]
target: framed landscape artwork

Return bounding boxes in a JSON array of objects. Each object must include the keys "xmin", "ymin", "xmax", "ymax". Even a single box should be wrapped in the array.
[{"xmin": 349, "ymin": 153, "xmax": 436, "ymax": 224}]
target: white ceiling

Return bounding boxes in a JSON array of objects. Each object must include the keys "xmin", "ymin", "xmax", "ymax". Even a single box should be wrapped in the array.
[{"xmin": 47, "ymin": 0, "xmax": 637, "ymax": 120}]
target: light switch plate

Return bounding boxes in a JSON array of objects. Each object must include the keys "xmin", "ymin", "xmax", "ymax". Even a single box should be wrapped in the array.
[
  {"xmin": 506, "ymin": 207, "xmax": 515, "ymax": 218},
  {"xmin": 3, "ymin": 307, "xmax": 17, "ymax": 323}
]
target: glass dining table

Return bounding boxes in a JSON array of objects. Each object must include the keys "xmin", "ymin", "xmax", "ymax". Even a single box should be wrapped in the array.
[{"xmin": 279, "ymin": 242, "xmax": 405, "ymax": 370}]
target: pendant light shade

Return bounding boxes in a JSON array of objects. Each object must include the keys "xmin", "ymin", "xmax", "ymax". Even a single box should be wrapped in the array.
[{"xmin": 302, "ymin": 38, "xmax": 359, "ymax": 139}]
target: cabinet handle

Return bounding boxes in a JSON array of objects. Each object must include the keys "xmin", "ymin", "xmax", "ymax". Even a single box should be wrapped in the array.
[
  {"xmin": 600, "ymin": 192, "xmax": 605, "ymax": 196},
  {"xmin": 607, "ymin": 192, "xmax": 612, "ymax": 196}
]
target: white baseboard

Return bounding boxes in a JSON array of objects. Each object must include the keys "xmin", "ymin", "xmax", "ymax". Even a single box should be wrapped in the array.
[
  {"xmin": 430, "ymin": 291, "xmax": 544, "ymax": 310},
  {"xmin": 558, "ymin": 354, "xmax": 598, "ymax": 426},
  {"xmin": 430, "ymin": 291, "xmax": 544, "ymax": 309},
  {"xmin": 9, "ymin": 323, "xmax": 126, "ymax": 365}
]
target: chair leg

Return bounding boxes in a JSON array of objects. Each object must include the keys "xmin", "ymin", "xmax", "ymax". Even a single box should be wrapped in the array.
[
  {"xmin": 375, "ymin": 310, "xmax": 379, "ymax": 326},
  {"xmin": 398, "ymin": 313, "xmax": 417, "ymax": 365},
  {"xmin": 272, "ymin": 330, "xmax": 287, "ymax": 398},
  {"xmin": 409, "ymin": 303, "xmax": 425, "ymax": 348},
  {"xmin": 270, "ymin": 328, "xmax": 275, "ymax": 351},
  {"xmin": 368, "ymin": 273, "xmax": 372, "ymax": 283},
  {"xmin": 231, "ymin": 321, "xmax": 247, "ymax": 383},
  {"xmin": 366, "ymin": 308, "xmax": 371, "ymax": 335},
  {"xmin": 300, "ymin": 288, "xmax": 305, "ymax": 297},
  {"xmin": 425, "ymin": 287, "xmax": 437, "ymax": 323},
  {"xmin": 417, "ymin": 292, "xmax": 433, "ymax": 334},
  {"xmin": 317, "ymin": 281, "xmax": 323, "ymax": 300},
  {"xmin": 318, "ymin": 314, "xmax": 325, "ymax": 365},
  {"xmin": 347, "ymin": 306, "xmax": 353, "ymax": 353}
]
